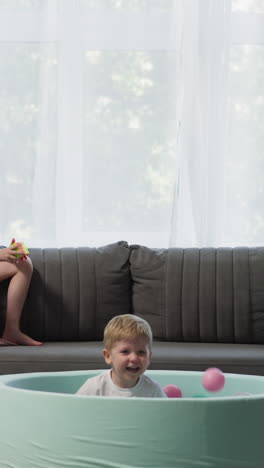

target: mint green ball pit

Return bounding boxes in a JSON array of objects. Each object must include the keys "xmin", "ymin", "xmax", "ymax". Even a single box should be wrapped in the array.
[{"xmin": 1, "ymin": 370, "xmax": 264, "ymax": 468}]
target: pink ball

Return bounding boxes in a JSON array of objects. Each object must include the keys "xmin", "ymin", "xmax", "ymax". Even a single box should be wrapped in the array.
[
  {"xmin": 202, "ymin": 368, "xmax": 225, "ymax": 392},
  {"xmin": 163, "ymin": 384, "xmax": 182, "ymax": 398}
]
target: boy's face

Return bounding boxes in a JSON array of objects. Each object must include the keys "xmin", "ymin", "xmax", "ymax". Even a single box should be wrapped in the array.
[{"xmin": 102, "ymin": 337, "xmax": 152, "ymax": 388}]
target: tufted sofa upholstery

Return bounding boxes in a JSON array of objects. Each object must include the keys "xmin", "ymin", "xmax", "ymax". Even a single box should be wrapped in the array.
[{"xmin": 1, "ymin": 241, "xmax": 264, "ymax": 375}]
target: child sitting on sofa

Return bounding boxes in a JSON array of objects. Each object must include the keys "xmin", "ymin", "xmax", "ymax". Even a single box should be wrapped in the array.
[
  {"xmin": 77, "ymin": 314, "xmax": 166, "ymax": 398},
  {"xmin": 0, "ymin": 239, "xmax": 42, "ymax": 346}
]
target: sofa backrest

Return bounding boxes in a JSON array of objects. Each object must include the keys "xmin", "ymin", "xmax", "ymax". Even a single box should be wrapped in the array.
[
  {"xmin": 0, "ymin": 241, "xmax": 131, "ymax": 342},
  {"xmin": 1, "ymin": 243, "xmax": 264, "ymax": 344},
  {"xmin": 130, "ymin": 245, "xmax": 264, "ymax": 344}
]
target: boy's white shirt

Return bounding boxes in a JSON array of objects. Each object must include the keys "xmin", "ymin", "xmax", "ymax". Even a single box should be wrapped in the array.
[{"xmin": 77, "ymin": 369, "xmax": 166, "ymax": 398}]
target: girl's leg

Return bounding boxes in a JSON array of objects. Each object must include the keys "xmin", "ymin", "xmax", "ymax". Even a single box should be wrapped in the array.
[{"xmin": 0, "ymin": 258, "xmax": 42, "ymax": 345}]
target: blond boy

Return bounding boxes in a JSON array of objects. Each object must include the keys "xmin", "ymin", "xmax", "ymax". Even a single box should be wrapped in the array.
[{"xmin": 77, "ymin": 314, "xmax": 166, "ymax": 398}]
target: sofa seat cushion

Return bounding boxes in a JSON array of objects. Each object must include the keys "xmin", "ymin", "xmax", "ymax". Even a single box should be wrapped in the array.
[
  {"xmin": 0, "ymin": 342, "xmax": 107, "ymax": 375},
  {"xmin": 1, "ymin": 341, "xmax": 264, "ymax": 376},
  {"xmin": 150, "ymin": 342, "xmax": 264, "ymax": 375}
]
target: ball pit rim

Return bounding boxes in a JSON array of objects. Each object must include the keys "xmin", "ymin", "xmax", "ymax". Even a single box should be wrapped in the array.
[{"xmin": 1, "ymin": 369, "xmax": 264, "ymax": 402}]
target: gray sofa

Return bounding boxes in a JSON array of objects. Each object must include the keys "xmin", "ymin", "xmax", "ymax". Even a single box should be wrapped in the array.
[{"xmin": 1, "ymin": 241, "xmax": 264, "ymax": 376}]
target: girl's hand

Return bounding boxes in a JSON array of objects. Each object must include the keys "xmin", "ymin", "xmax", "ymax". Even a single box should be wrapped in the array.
[
  {"xmin": 10, "ymin": 238, "xmax": 28, "ymax": 261},
  {"xmin": 0, "ymin": 241, "xmax": 25, "ymax": 263}
]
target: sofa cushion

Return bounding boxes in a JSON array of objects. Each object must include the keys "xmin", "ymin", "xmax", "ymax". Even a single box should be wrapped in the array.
[
  {"xmin": 130, "ymin": 245, "xmax": 264, "ymax": 344},
  {"xmin": 129, "ymin": 244, "xmax": 167, "ymax": 340},
  {"xmin": 0, "ymin": 241, "xmax": 131, "ymax": 342},
  {"xmin": 0, "ymin": 342, "xmax": 107, "ymax": 375},
  {"xmin": 0, "ymin": 341, "xmax": 263, "ymax": 376},
  {"xmin": 150, "ymin": 341, "xmax": 264, "ymax": 376}
]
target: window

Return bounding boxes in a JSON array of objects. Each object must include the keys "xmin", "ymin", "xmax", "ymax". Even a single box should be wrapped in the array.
[
  {"xmin": 1, "ymin": 1, "xmax": 264, "ymax": 247},
  {"xmin": 0, "ymin": 0, "xmax": 180, "ymax": 246},
  {"xmin": 227, "ymin": 0, "xmax": 264, "ymax": 244}
]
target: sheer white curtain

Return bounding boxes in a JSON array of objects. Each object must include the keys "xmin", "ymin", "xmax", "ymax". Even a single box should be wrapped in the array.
[
  {"xmin": 1, "ymin": 1, "xmax": 264, "ymax": 248},
  {"xmin": 170, "ymin": 0, "xmax": 231, "ymax": 247},
  {"xmin": 0, "ymin": 0, "xmax": 181, "ymax": 247},
  {"xmin": 171, "ymin": 0, "xmax": 264, "ymax": 247}
]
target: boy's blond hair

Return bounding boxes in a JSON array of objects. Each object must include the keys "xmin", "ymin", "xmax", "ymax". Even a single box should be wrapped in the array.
[{"xmin": 103, "ymin": 314, "xmax": 153, "ymax": 350}]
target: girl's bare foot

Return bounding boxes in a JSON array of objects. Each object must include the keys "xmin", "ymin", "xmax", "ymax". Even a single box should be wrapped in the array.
[
  {"xmin": 2, "ymin": 331, "xmax": 42, "ymax": 346},
  {"xmin": 0, "ymin": 338, "xmax": 16, "ymax": 346}
]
